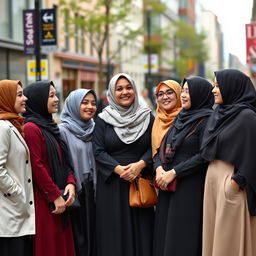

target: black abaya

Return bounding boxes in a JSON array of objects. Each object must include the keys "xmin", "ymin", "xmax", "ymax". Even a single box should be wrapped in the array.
[{"xmin": 93, "ymin": 116, "xmax": 155, "ymax": 256}]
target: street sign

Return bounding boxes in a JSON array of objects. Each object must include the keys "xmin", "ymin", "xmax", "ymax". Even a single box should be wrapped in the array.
[
  {"xmin": 142, "ymin": 54, "xmax": 159, "ymax": 73},
  {"xmin": 41, "ymin": 8, "xmax": 57, "ymax": 52},
  {"xmin": 27, "ymin": 59, "xmax": 49, "ymax": 81},
  {"xmin": 246, "ymin": 23, "xmax": 256, "ymax": 64},
  {"xmin": 23, "ymin": 9, "xmax": 35, "ymax": 55}
]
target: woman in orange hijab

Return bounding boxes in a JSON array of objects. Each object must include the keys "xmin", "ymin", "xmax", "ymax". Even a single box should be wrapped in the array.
[
  {"xmin": 0, "ymin": 80, "xmax": 35, "ymax": 256},
  {"xmin": 151, "ymin": 80, "xmax": 182, "ymax": 158}
]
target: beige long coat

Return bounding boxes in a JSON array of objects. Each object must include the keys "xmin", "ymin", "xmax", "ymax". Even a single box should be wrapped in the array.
[{"xmin": 0, "ymin": 120, "xmax": 35, "ymax": 237}]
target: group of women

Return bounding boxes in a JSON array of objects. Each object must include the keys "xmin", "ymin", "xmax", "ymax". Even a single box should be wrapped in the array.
[{"xmin": 0, "ymin": 68, "xmax": 255, "ymax": 256}]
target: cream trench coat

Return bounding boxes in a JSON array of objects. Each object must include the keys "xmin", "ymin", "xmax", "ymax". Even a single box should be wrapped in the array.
[{"xmin": 0, "ymin": 120, "xmax": 35, "ymax": 237}]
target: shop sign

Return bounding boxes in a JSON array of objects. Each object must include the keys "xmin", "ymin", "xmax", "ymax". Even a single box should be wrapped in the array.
[
  {"xmin": 23, "ymin": 9, "xmax": 35, "ymax": 55},
  {"xmin": 27, "ymin": 59, "xmax": 49, "ymax": 81},
  {"xmin": 41, "ymin": 8, "xmax": 57, "ymax": 52}
]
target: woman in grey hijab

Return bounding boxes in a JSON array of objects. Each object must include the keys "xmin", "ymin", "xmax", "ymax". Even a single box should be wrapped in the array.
[
  {"xmin": 93, "ymin": 73, "xmax": 155, "ymax": 256},
  {"xmin": 59, "ymin": 88, "xmax": 97, "ymax": 256}
]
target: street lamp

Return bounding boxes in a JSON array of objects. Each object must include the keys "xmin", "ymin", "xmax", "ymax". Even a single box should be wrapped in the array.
[
  {"xmin": 145, "ymin": 4, "xmax": 153, "ymax": 99},
  {"xmin": 35, "ymin": 0, "xmax": 41, "ymax": 81}
]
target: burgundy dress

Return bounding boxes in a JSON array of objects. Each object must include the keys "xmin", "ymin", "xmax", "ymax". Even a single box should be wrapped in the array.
[{"xmin": 24, "ymin": 122, "xmax": 76, "ymax": 256}]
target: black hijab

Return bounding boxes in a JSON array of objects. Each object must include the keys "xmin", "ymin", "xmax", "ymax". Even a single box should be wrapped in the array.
[
  {"xmin": 201, "ymin": 69, "xmax": 256, "ymax": 215},
  {"xmin": 166, "ymin": 76, "xmax": 214, "ymax": 158},
  {"xmin": 171, "ymin": 77, "xmax": 213, "ymax": 151},
  {"xmin": 23, "ymin": 81, "xmax": 71, "ymax": 190}
]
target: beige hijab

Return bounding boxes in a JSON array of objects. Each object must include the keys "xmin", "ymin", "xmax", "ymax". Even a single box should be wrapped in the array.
[{"xmin": 151, "ymin": 80, "xmax": 182, "ymax": 157}]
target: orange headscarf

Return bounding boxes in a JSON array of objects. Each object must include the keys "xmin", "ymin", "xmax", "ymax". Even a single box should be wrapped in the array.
[
  {"xmin": 0, "ymin": 80, "xmax": 25, "ymax": 136},
  {"xmin": 151, "ymin": 80, "xmax": 182, "ymax": 157}
]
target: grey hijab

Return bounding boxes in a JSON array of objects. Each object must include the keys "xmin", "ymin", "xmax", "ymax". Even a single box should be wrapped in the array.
[
  {"xmin": 99, "ymin": 73, "xmax": 151, "ymax": 144},
  {"xmin": 59, "ymin": 89, "xmax": 97, "ymax": 191}
]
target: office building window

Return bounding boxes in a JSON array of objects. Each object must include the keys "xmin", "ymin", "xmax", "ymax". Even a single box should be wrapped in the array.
[
  {"xmin": 0, "ymin": 0, "xmax": 10, "ymax": 38},
  {"xmin": 75, "ymin": 13, "xmax": 79, "ymax": 53},
  {"xmin": 12, "ymin": 0, "xmax": 27, "ymax": 41},
  {"xmin": 81, "ymin": 28, "xmax": 85, "ymax": 54},
  {"xmin": 89, "ymin": 35, "xmax": 94, "ymax": 56},
  {"xmin": 179, "ymin": 0, "xmax": 187, "ymax": 8},
  {"xmin": 64, "ymin": 10, "xmax": 69, "ymax": 51}
]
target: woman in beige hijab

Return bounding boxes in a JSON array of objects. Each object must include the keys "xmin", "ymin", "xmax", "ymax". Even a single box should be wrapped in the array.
[{"xmin": 151, "ymin": 80, "xmax": 182, "ymax": 158}]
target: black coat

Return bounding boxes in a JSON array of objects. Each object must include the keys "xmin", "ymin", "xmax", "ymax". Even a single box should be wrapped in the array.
[
  {"xmin": 92, "ymin": 115, "xmax": 155, "ymax": 256},
  {"xmin": 153, "ymin": 119, "xmax": 208, "ymax": 256}
]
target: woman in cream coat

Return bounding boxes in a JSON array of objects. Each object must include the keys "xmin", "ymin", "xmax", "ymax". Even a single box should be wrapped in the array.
[{"xmin": 0, "ymin": 80, "xmax": 35, "ymax": 256}]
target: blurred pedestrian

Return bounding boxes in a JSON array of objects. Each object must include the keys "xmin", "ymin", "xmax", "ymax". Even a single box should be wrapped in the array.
[
  {"xmin": 93, "ymin": 73, "xmax": 155, "ymax": 256},
  {"xmin": 139, "ymin": 87, "xmax": 154, "ymax": 111},
  {"xmin": 96, "ymin": 89, "xmax": 108, "ymax": 116},
  {"xmin": 0, "ymin": 80, "xmax": 35, "ymax": 256},
  {"xmin": 23, "ymin": 81, "xmax": 76, "ymax": 256},
  {"xmin": 153, "ymin": 77, "xmax": 214, "ymax": 256},
  {"xmin": 201, "ymin": 69, "xmax": 256, "ymax": 256},
  {"xmin": 151, "ymin": 80, "xmax": 182, "ymax": 159},
  {"xmin": 59, "ymin": 88, "xmax": 97, "ymax": 256}
]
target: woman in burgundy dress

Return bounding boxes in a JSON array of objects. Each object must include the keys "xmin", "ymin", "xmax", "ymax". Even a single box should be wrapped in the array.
[{"xmin": 23, "ymin": 81, "xmax": 76, "ymax": 256}]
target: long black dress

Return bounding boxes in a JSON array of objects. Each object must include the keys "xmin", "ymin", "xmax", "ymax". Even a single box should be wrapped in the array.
[
  {"xmin": 153, "ymin": 119, "xmax": 208, "ymax": 256},
  {"xmin": 93, "ymin": 115, "xmax": 155, "ymax": 256}
]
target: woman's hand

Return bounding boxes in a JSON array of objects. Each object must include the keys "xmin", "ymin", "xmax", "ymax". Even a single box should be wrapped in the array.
[
  {"xmin": 155, "ymin": 166, "xmax": 165, "ymax": 181},
  {"xmin": 52, "ymin": 196, "xmax": 66, "ymax": 214},
  {"xmin": 230, "ymin": 178, "xmax": 240, "ymax": 192},
  {"xmin": 114, "ymin": 165, "xmax": 126, "ymax": 176},
  {"xmin": 120, "ymin": 160, "xmax": 146, "ymax": 182},
  {"xmin": 156, "ymin": 169, "xmax": 176, "ymax": 190},
  {"xmin": 63, "ymin": 183, "xmax": 76, "ymax": 207},
  {"xmin": 155, "ymin": 166, "xmax": 167, "ymax": 190}
]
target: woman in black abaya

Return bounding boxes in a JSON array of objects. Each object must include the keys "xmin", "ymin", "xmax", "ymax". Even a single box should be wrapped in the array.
[
  {"xmin": 153, "ymin": 76, "xmax": 214, "ymax": 256},
  {"xmin": 93, "ymin": 73, "xmax": 154, "ymax": 256}
]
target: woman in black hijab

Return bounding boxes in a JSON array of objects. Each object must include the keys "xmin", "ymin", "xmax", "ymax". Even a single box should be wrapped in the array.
[
  {"xmin": 153, "ymin": 77, "xmax": 214, "ymax": 256},
  {"xmin": 23, "ymin": 81, "xmax": 76, "ymax": 256},
  {"xmin": 201, "ymin": 69, "xmax": 256, "ymax": 256}
]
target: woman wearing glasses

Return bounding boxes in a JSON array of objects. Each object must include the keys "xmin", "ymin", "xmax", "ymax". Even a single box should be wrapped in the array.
[
  {"xmin": 153, "ymin": 77, "xmax": 214, "ymax": 256},
  {"xmin": 151, "ymin": 80, "xmax": 182, "ymax": 160}
]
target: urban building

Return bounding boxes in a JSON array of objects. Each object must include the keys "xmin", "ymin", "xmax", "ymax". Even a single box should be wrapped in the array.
[
  {"xmin": 143, "ymin": 0, "xmax": 179, "ymax": 96},
  {"xmin": 0, "ymin": 0, "xmax": 35, "ymax": 83},
  {"xmin": 112, "ymin": 0, "xmax": 145, "ymax": 92},
  {"xmin": 201, "ymin": 10, "xmax": 223, "ymax": 79}
]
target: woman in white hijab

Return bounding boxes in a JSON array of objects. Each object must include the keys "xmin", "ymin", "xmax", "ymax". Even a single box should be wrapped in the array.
[
  {"xmin": 59, "ymin": 89, "xmax": 97, "ymax": 256},
  {"xmin": 93, "ymin": 73, "xmax": 155, "ymax": 256}
]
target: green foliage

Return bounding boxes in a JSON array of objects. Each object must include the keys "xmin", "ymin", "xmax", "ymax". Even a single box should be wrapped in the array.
[
  {"xmin": 59, "ymin": 0, "xmax": 141, "ymax": 57},
  {"xmin": 59, "ymin": 0, "xmax": 144, "ymax": 87},
  {"xmin": 173, "ymin": 21, "xmax": 208, "ymax": 62}
]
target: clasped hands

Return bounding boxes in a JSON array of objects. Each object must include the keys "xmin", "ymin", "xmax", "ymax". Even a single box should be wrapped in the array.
[
  {"xmin": 155, "ymin": 166, "xmax": 176, "ymax": 191},
  {"xmin": 114, "ymin": 160, "xmax": 146, "ymax": 182},
  {"xmin": 52, "ymin": 183, "xmax": 76, "ymax": 215}
]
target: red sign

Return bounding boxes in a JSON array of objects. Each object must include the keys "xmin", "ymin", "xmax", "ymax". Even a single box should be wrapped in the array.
[{"xmin": 246, "ymin": 23, "xmax": 256, "ymax": 64}]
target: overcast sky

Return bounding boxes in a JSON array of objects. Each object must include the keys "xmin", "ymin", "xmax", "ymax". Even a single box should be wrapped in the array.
[{"xmin": 200, "ymin": 0, "xmax": 253, "ymax": 65}]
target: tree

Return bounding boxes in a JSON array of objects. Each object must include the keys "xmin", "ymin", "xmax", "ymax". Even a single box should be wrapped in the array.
[
  {"xmin": 170, "ymin": 21, "xmax": 208, "ymax": 79},
  {"xmin": 59, "ymin": 0, "xmax": 143, "ymax": 91},
  {"xmin": 143, "ymin": 7, "xmax": 208, "ymax": 81}
]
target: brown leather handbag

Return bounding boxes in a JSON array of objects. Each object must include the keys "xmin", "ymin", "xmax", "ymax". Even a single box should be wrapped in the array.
[{"xmin": 129, "ymin": 177, "xmax": 157, "ymax": 208}]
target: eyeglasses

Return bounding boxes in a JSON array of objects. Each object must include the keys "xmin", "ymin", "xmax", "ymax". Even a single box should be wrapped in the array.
[{"xmin": 156, "ymin": 89, "xmax": 174, "ymax": 98}]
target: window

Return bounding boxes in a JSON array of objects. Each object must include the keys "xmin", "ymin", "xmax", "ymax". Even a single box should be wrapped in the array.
[
  {"xmin": 64, "ymin": 10, "xmax": 69, "ymax": 51},
  {"xmin": 12, "ymin": 0, "xmax": 27, "ymax": 41},
  {"xmin": 75, "ymin": 13, "xmax": 79, "ymax": 53},
  {"xmin": 0, "ymin": 0, "xmax": 10, "ymax": 38}
]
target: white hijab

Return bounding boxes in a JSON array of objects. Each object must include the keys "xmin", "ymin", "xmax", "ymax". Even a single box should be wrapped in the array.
[{"xmin": 99, "ymin": 73, "xmax": 151, "ymax": 144}]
